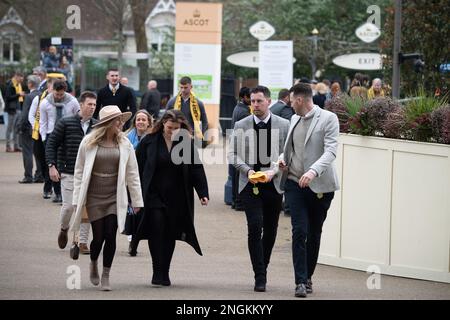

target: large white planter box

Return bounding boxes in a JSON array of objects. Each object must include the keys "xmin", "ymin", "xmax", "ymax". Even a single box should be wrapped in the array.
[{"xmin": 319, "ymin": 134, "xmax": 450, "ymax": 283}]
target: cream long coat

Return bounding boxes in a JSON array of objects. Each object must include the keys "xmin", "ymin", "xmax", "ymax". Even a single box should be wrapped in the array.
[{"xmin": 70, "ymin": 136, "xmax": 144, "ymax": 234}]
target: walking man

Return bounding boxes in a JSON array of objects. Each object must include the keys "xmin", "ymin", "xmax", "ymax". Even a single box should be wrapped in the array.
[
  {"xmin": 166, "ymin": 76, "xmax": 208, "ymax": 145},
  {"xmin": 39, "ymin": 79, "xmax": 79, "ymax": 203},
  {"xmin": 95, "ymin": 68, "xmax": 136, "ymax": 129},
  {"xmin": 46, "ymin": 91, "xmax": 98, "ymax": 254},
  {"xmin": 228, "ymin": 86, "xmax": 289, "ymax": 292},
  {"xmin": 270, "ymin": 89, "xmax": 293, "ymax": 121},
  {"xmin": 279, "ymin": 83, "xmax": 340, "ymax": 297},
  {"xmin": 141, "ymin": 80, "xmax": 161, "ymax": 119},
  {"xmin": 18, "ymin": 75, "xmax": 41, "ymax": 183}
]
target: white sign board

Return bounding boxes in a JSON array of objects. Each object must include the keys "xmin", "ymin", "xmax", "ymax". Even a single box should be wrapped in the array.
[
  {"xmin": 227, "ymin": 51, "xmax": 297, "ymax": 69},
  {"xmin": 333, "ymin": 53, "xmax": 382, "ymax": 70},
  {"xmin": 227, "ymin": 51, "xmax": 259, "ymax": 68},
  {"xmin": 355, "ymin": 23, "xmax": 381, "ymax": 43},
  {"xmin": 173, "ymin": 43, "xmax": 222, "ymax": 104},
  {"xmin": 249, "ymin": 21, "xmax": 275, "ymax": 41},
  {"xmin": 259, "ymin": 41, "xmax": 293, "ymax": 100}
]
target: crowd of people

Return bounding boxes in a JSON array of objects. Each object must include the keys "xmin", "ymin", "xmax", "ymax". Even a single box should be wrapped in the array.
[{"xmin": 1, "ymin": 67, "xmax": 386, "ymax": 297}]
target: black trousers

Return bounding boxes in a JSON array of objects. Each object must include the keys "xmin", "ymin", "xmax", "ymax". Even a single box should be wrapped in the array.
[
  {"xmin": 19, "ymin": 132, "xmax": 34, "ymax": 180},
  {"xmin": 34, "ymin": 136, "xmax": 60, "ymax": 195},
  {"xmin": 239, "ymin": 182, "xmax": 282, "ymax": 282},
  {"xmin": 147, "ymin": 208, "xmax": 176, "ymax": 280}
]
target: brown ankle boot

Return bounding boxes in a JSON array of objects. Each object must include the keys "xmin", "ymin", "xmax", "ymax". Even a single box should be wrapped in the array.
[
  {"xmin": 101, "ymin": 267, "xmax": 111, "ymax": 291},
  {"xmin": 90, "ymin": 261, "xmax": 99, "ymax": 286}
]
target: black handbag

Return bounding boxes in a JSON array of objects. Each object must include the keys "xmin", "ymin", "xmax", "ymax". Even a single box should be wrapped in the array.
[
  {"xmin": 123, "ymin": 204, "xmax": 138, "ymax": 236},
  {"xmin": 69, "ymin": 232, "xmax": 79, "ymax": 260}
]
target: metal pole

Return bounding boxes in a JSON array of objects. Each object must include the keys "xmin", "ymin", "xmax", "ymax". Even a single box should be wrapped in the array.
[
  {"xmin": 392, "ymin": 0, "xmax": 402, "ymax": 99},
  {"xmin": 312, "ymin": 35, "xmax": 317, "ymax": 80}
]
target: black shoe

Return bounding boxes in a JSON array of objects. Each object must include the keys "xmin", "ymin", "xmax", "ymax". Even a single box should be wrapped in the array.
[
  {"xmin": 58, "ymin": 228, "xmax": 68, "ymax": 249},
  {"xmin": 151, "ymin": 272, "xmax": 163, "ymax": 286},
  {"xmin": 254, "ymin": 278, "xmax": 266, "ymax": 292},
  {"xmin": 295, "ymin": 283, "xmax": 307, "ymax": 298},
  {"xmin": 161, "ymin": 272, "xmax": 171, "ymax": 286},
  {"xmin": 43, "ymin": 191, "xmax": 53, "ymax": 199},
  {"xmin": 128, "ymin": 242, "xmax": 137, "ymax": 256},
  {"xmin": 52, "ymin": 194, "xmax": 62, "ymax": 203},
  {"xmin": 33, "ymin": 177, "xmax": 44, "ymax": 183},
  {"xmin": 19, "ymin": 178, "xmax": 33, "ymax": 184},
  {"xmin": 306, "ymin": 279, "xmax": 313, "ymax": 294}
]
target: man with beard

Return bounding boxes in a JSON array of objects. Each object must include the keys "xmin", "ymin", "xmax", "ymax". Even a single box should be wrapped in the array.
[{"xmin": 39, "ymin": 80, "xmax": 79, "ymax": 203}]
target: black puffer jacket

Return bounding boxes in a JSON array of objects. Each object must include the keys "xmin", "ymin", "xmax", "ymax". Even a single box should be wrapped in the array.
[{"xmin": 45, "ymin": 114, "xmax": 97, "ymax": 174}]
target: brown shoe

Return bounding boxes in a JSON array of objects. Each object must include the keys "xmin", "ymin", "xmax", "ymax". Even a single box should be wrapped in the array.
[
  {"xmin": 58, "ymin": 228, "xmax": 68, "ymax": 249},
  {"xmin": 79, "ymin": 243, "xmax": 90, "ymax": 255}
]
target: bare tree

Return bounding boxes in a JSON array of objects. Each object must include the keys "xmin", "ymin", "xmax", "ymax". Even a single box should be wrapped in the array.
[
  {"xmin": 93, "ymin": 0, "xmax": 129, "ymax": 71},
  {"xmin": 128, "ymin": 0, "xmax": 158, "ymax": 91}
]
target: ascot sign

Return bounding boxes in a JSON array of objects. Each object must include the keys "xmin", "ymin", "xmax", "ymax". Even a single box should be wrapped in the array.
[
  {"xmin": 249, "ymin": 21, "xmax": 275, "ymax": 41},
  {"xmin": 184, "ymin": 9, "xmax": 209, "ymax": 26},
  {"xmin": 355, "ymin": 22, "xmax": 381, "ymax": 43}
]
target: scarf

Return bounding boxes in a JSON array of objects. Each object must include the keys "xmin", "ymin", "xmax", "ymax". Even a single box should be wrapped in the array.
[
  {"xmin": 46, "ymin": 92, "xmax": 72, "ymax": 121},
  {"xmin": 12, "ymin": 79, "xmax": 24, "ymax": 103},
  {"xmin": 32, "ymin": 90, "xmax": 48, "ymax": 141},
  {"xmin": 175, "ymin": 92, "xmax": 203, "ymax": 139}
]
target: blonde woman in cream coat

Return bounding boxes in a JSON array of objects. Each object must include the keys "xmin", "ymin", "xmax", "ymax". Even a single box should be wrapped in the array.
[{"xmin": 71, "ymin": 105, "xmax": 143, "ymax": 291}]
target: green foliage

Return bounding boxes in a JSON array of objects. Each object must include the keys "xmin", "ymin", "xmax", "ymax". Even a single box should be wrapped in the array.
[
  {"xmin": 222, "ymin": 0, "xmax": 391, "ymax": 80},
  {"xmin": 402, "ymin": 88, "xmax": 448, "ymax": 141},
  {"xmin": 404, "ymin": 88, "xmax": 448, "ymax": 122},
  {"xmin": 327, "ymin": 92, "xmax": 449, "ymax": 144},
  {"xmin": 381, "ymin": 1, "xmax": 450, "ymax": 97}
]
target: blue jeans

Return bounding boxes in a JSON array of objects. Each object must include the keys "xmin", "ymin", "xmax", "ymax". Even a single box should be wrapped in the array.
[{"xmin": 284, "ymin": 179, "xmax": 334, "ymax": 285}]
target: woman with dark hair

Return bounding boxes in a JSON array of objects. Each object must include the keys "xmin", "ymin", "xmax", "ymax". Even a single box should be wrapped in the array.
[
  {"xmin": 135, "ymin": 110, "xmax": 209, "ymax": 286},
  {"xmin": 125, "ymin": 109, "xmax": 153, "ymax": 256}
]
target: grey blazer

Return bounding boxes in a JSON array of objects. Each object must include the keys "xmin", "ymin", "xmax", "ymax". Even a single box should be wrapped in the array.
[
  {"xmin": 281, "ymin": 106, "xmax": 340, "ymax": 193},
  {"xmin": 228, "ymin": 113, "xmax": 290, "ymax": 194}
]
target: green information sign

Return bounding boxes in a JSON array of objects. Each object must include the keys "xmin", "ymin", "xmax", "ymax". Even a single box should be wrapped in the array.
[{"xmin": 177, "ymin": 74, "xmax": 213, "ymax": 100}]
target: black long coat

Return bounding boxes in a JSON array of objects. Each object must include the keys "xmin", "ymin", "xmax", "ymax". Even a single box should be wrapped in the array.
[{"xmin": 135, "ymin": 132, "xmax": 209, "ymax": 255}]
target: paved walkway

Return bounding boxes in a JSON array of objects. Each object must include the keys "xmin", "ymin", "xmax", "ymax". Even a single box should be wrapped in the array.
[{"xmin": 0, "ymin": 145, "xmax": 449, "ymax": 300}]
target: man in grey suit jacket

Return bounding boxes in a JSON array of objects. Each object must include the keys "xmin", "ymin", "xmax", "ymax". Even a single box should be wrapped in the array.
[
  {"xmin": 228, "ymin": 86, "xmax": 289, "ymax": 292},
  {"xmin": 279, "ymin": 83, "xmax": 340, "ymax": 298},
  {"xmin": 269, "ymin": 88, "xmax": 294, "ymax": 121}
]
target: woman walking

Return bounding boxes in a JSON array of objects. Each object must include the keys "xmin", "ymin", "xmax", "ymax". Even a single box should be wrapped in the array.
[
  {"xmin": 126, "ymin": 109, "xmax": 153, "ymax": 149},
  {"xmin": 125, "ymin": 109, "xmax": 153, "ymax": 256},
  {"xmin": 71, "ymin": 105, "xmax": 143, "ymax": 291},
  {"xmin": 135, "ymin": 110, "xmax": 209, "ymax": 286}
]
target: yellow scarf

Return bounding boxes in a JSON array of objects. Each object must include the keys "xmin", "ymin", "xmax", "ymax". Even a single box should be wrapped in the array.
[
  {"xmin": 12, "ymin": 79, "xmax": 24, "ymax": 103},
  {"xmin": 32, "ymin": 90, "xmax": 48, "ymax": 141},
  {"xmin": 175, "ymin": 92, "xmax": 203, "ymax": 139}
]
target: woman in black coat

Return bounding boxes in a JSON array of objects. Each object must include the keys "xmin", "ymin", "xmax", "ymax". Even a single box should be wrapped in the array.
[{"xmin": 135, "ymin": 110, "xmax": 209, "ymax": 286}]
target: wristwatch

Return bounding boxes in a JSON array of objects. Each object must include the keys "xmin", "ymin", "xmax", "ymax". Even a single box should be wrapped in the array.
[{"xmin": 48, "ymin": 163, "xmax": 54, "ymax": 168}]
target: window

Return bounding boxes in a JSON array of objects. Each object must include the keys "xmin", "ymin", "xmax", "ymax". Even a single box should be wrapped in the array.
[
  {"xmin": 2, "ymin": 42, "xmax": 10, "ymax": 61},
  {"xmin": 1, "ymin": 35, "xmax": 21, "ymax": 63}
]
